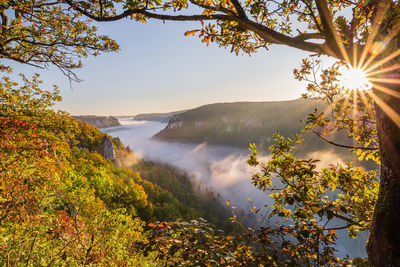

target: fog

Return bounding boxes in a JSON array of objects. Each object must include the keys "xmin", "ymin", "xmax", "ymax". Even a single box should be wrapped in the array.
[
  {"xmin": 104, "ymin": 118, "xmax": 367, "ymax": 258},
  {"xmin": 105, "ymin": 119, "xmax": 270, "ymax": 210}
]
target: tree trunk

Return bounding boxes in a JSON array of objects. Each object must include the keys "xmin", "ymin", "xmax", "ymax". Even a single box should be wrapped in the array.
[{"xmin": 367, "ymin": 87, "xmax": 400, "ymax": 266}]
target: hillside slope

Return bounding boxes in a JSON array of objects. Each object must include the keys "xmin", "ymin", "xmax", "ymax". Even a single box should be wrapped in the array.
[
  {"xmin": 1, "ymin": 82, "xmax": 233, "ymax": 265},
  {"xmin": 154, "ymin": 99, "xmax": 330, "ymax": 149}
]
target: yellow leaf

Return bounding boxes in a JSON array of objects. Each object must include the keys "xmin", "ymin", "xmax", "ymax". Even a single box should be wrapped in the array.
[{"xmin": 184, "ymin": 30, "xmax": 199, "ymax": 36}]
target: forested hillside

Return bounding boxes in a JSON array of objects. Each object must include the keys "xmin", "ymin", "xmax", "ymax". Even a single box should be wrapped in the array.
[
  {"xmin": 154, "ymin": 99, "xmax": 355, "ymax": 154},
  {"xmin": 0, "ymin": 76, "xmax": 234, "ymax": 265},
  {"xmin": 154, "ymin": 99, "xmax": 322, "ymax": 146}
]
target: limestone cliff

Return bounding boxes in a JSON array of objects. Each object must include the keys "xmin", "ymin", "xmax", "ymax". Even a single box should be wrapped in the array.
[{"xmin": 98, "ymin": 136, "xmax": 121, "ymax": 167}]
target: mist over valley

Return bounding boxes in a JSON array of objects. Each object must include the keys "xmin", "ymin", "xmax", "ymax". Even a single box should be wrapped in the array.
[{"xmin": 104, "ymin": 108, "xmax": 370, "ymax": 258}]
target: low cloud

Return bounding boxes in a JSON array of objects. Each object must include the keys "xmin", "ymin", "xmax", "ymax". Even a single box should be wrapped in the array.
[{"xmin": 105, "ymin": 118, "xmax": 367, "ymax": 258}]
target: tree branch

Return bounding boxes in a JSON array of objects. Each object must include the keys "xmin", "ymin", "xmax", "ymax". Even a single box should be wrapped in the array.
[
  {"xmin": 313, "ymin": 131, "xmax": 378, "ymax": 150},
  {"xmin": 294, "ymin": 32, "xmax": 324, "ymax": 41},
  {"xmin": 189, "ymin": 0, "xmax": 233, "ymax": 14},
  {"xmin": 314, "ymin": 0, "xmax": 342, "ymax": 57},
  {"xmin": 63, "ymin": 0, "xmax": 327, "ymax": 55},
  {"xmin": 325, "ymin": 219, "xmax": 368, "ymax": 231},
  {"xmin": 238, "ymin": 19, "xmax": 325, "ymax": 54},
  {"xmin": 230, "ymin": 0, "xmax": 247, "ymax": 18},
  {"xmin": 300, "ymin": 0, "xmax": 323, "ymax": 33},
  {"xmin": 63, "ymin": 0, "xmax": 234, "ymax": 21}
]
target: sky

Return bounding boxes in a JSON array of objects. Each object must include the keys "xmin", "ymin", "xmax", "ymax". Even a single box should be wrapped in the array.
[{"xmin": 11, "ymin": 18, "xmax": 314, "ymax": 116}]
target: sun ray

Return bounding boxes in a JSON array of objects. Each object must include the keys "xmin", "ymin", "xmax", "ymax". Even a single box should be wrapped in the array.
[
  {"xmin": 353, "ymin": 88, "xmax": 359, "ymax": 135},
  {"xmin": 319, "ymin": 96, "xmax": 344, "ymax": 118},
  {"xmin": 353, "ymin": 41, "xmax": 358, "ymax": 69},
  {"xmin": 367, "ymin": 64, "xmax": 400, "ymax": 77},
  {"xmin": 364, "ymin": 49, "xmax": 400, "ymax": 73},
  {"xmin": 357, "ymin": 1, "xmax": 391, "ymax": 69},
  {"xmin": 367, "ymin": 91, "xmax": 400, "ymax": 128},
  {"xmin": 369, "ymin": 77, "xmax": 400, "ymax": 85},
  {"xmin": 373, "ymin": 84, "xmax": 400, "ymax": 99},
  {"xmin": 358, "ymin": 90, "xmax": 376, "ymax": 119},
  {"xmin": 362, "ymin": 44, "xmax": 386, "ymax": 71},
  {"xmin": 323, "ymin": 34, "xmax": 350, "ymax": 64},
  {"xmin": 334, "ymin": 94, "xmax": 351, "ymax": 120},
  {"xmin": 336, "ymin": 40, "xmax": 351, "ymax": 65},
  {"xmin": 362, "ymin": 27, "xmax": 400, "ymax": 72}
]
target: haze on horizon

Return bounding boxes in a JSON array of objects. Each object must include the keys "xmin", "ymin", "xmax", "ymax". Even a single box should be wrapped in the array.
[{"xmin": 11, "ymin": 19, "xmax": 315, "ymax": 116}]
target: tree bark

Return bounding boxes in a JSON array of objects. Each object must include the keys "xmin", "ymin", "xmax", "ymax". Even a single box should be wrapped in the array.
[{"xmin": 367, "ymin": 86, "xmax": 400, "ymax": 266}]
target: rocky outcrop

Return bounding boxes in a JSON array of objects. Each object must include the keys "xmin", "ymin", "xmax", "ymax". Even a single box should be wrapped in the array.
[
  {"xmin": 73, "ymin": 115, "xmax": 121, "ymax": 128},
  {"xmin": 99, "ymin": 136, "xmax": 120, "ymax": 167},
  {"xmin": 165, "ymin": 114, "xmax": 184, "ymax": 129}
]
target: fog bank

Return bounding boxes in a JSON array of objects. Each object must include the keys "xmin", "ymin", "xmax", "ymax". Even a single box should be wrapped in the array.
[
  {"xmin": 105, "ymin": 119, "xmax": 270, "ymax": 211},
  {"xmin": 104, "ymin": 118, "xmax": 367, "ymax": 258}
]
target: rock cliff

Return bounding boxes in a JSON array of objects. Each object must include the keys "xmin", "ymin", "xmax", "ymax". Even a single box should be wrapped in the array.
[{"xmin": 98, "ymin": 136, "xmax": 121, "ymax": 167}]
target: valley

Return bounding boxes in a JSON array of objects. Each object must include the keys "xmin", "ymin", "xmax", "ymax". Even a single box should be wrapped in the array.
[{"xmin": 104, "ymin": 117, "xmax": 369, "ymax": 258}]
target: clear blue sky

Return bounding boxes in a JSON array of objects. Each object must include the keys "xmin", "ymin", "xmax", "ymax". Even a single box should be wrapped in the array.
[{"xmin": 12, "ymin": 19, "xmax": 314, "ymax": 116}]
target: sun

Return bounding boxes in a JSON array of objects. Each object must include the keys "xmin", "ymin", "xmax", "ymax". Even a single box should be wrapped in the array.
[{"xmin": 339, "ymin": 66, "xmax": 372, "ymax": 91}]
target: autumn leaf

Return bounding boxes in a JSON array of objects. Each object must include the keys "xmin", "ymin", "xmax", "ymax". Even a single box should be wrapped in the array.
[{"xmin": 184, "ymin": 30, "xmax": 200, "ymax": 36}]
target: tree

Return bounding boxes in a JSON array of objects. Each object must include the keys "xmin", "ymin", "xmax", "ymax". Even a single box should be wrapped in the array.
[
  {"xmin": 2, "ymin": 0, "xmax": 398, "ymax": 264},
  {"xmin": 61, "ymin": 0, "xmax": 400, "ymax": 264},
  {"xmin": 0, "ymin": 0, "xmax": 118, "ymax": 80},
  {"xmin": 0, "ymin": 74, "xmax": 154, "ymax": 265}
]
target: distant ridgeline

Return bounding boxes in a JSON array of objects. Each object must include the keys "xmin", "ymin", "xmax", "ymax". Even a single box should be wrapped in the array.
[
  {"xmin": 73, "ymin": 115, "xmax": 121, "ymax": 128},
  {"xmin": 133, "ymin": 110, "xmax": 186, "ymax": 123},
  {"xmin": 153, "ymin": 99, "xmax": 356, "ymax": 156}
]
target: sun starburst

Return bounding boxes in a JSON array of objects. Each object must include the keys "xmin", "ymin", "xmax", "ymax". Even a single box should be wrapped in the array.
[
  {"xmin": 329, "ymin": 1, "xmax": 400, "ymax": 134},
  {"xmin": 339, "ymin": 66, "xmax": 372, "ymax": 91}
]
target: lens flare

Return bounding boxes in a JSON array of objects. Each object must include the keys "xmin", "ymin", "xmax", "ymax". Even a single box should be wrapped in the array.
[
  {"xmin": 369, "ymin": 41, "xmax": 386, "ymax": 56},
  {"xmin": 339, "ymin": 66, "xmax": 372, "ymax": 91}
]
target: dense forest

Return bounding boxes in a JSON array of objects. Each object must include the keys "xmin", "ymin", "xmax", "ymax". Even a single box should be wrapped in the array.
[{"xmin": 1, "ymin": 78, "xmax": 241, "ymax": 265}]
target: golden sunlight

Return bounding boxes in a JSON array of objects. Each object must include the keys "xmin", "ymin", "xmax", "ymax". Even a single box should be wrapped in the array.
[{"xmin": 339, "ymin": 66, "xmax": 372, "ymax": 91}]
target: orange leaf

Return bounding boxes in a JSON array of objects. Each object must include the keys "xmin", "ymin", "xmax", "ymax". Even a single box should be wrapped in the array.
[{"xmin": 184, "ymin": 30, "xmax": 200, "ymax": 36}]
